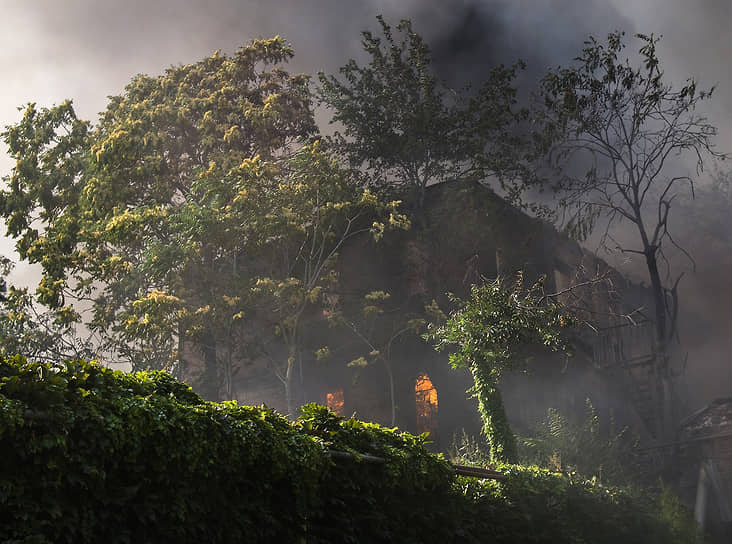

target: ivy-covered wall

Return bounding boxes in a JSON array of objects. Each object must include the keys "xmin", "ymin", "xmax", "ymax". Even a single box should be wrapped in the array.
[{"xmin": 0, "ymin": 356, "xmax": 701, "ymax": 543}]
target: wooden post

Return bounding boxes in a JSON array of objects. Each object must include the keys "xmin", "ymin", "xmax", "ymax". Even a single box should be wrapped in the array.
[{"xmin": 694, "ymin": 461, "xmax": 709, "ymax": 529}]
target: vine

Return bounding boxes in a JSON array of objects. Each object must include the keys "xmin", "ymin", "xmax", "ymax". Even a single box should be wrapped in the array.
[{"xmin": 427, "ymin": 274, "xmax": 574, "ymax": 463}]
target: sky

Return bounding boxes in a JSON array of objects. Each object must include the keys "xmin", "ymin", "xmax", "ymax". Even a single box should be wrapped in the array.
[{"xmin": 0, "ymin": 0, "xmax": 731, "ymax": 408}]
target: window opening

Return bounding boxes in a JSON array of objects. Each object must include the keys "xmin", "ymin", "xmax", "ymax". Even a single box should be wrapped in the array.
[
  {"xmin": 415, "ymin": 373, "xmax": 438, "ymax": 435},
  {"xmin": 326, "ymin": 389, "xmax": 345, "ymax": 416}
]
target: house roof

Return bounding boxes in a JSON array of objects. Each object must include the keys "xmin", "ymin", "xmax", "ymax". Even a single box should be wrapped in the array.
[{"xmin": 680, "ymin": 397, "xmax": 732, "ymax": 438}]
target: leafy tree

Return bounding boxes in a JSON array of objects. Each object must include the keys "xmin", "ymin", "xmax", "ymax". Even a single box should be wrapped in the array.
[
  {"xmin": 0, "ymin": 38, "xmax": 403, "ymax": 406},
  {"xmin": 2, "ymin": 38, "xmax": 313, "ymax": 388},
  {"xmin": 427, "ymin": 275, "xmax": 573, "ymax": 463},
  {"xmin": 533, "ymin": 32, "xmax": 724, "ymax": 436},
  {"xmin": 0, "ymin": 257, "xmax": 97, "ymax": 362},
  {"xmin": 318, "ymin": 16, "xmax": 527, "ymax": 209},
  {"xmin": 246, "ymin": 144, "xmax": 408, "ymax": 415}
]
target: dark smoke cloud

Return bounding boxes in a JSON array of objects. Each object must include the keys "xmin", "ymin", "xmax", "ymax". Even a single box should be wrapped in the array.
[{"xmin": 425, "ymin": 0, "xmax": 632, "ymax": 86}]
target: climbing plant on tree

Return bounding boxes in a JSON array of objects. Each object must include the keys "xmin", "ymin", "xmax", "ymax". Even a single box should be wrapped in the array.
[{"xmin": 427, "ymin": 275, "xmax": 573, "ymax": 463}]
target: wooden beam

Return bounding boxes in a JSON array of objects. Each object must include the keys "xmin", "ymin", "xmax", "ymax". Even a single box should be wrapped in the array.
[{"xmin": 327, "ymin": 451, "xmax": 504, "ymax": 480}]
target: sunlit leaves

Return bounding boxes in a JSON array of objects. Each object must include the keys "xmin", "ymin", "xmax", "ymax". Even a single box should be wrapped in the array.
[
  {"xmin": 430, "ymin": 275, "xmax": 572, "ymax": 374},
  {"xmin": 0, "ymin": 26, "xmax": 409, "ymax": 404},
  {"xmin": 0, "ymin": 38, "xmax": 317, "ymax": 379},
  {"xmin": 0, "ymin": 259, "xmax": 96, "ymax": 362}
]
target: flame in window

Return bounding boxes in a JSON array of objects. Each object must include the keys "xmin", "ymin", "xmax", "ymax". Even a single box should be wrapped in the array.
[
  {"xmin": 415, "ymin": 373, "xmax": 438, "ymax": 435},
  {"xmin": 326, "ymin": 389, "xmax": 345, "ymax": 416}
]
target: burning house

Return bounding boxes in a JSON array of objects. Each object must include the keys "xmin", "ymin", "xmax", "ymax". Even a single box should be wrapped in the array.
[{"xmin": 181, "ymin": 180, "xmax": 659, "ymax": 448}]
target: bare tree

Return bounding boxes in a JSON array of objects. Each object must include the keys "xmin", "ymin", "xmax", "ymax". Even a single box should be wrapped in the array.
[{"xmin": 533, "ymin": 31, "xmax": 725, "ymax": 437}]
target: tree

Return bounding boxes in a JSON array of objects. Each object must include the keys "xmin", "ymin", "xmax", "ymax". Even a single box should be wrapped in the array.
[
  {"xmin": 245, "ymin": 144, "xmax": 408, "ymax": 415},
  {"xmin": 318, "ymin": 16, "xmax": 527, "ymax": 209},
  {"xmin": 0, "ymin": 257, "xmax": 97, "ymax": 362},
  {"xmin": 2, "ymin": 38, "xmax": 313, "ymax": 387},
  {"xmin": 427, "ymin": 275, "xmax": 573, "ymax": 464},
  {"xmin": 534, "ymin": 32, "xmax": 724, "ymax": 436},
  {"xmin": 0, "ymin": 38, "xmax": 403, "ymax": 407}
]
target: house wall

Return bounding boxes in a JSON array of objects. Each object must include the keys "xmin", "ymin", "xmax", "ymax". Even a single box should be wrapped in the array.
[{"xmin": 675, "ymin": 399, "xmax": 732, "ymax": 537}]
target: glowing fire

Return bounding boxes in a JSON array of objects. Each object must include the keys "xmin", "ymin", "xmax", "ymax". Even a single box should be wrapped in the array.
[
  {"xmin": 415, "ymin": 373, "xmax": 438, "ymax": 435},
  {"xmin": 326, "ymin": 389, "xmax": 345, "ymax": 416}
]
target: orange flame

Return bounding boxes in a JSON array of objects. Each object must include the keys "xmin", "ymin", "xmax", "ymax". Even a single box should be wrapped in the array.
[
  {"xmin": 415, "ymin": 373, "xmax": 438, "ymax": 435},
  {"xmin": 326, "ymin": 389, "xmax": 345, "ymax": 416}
]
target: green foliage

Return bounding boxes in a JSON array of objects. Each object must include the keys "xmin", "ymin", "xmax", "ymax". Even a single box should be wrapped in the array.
[
  {"xmin": 1, "ymin": 37, "xmax": 315, "ymax": 382},
  {"xmin": 0, "ymin": 258, "xmax": 96, "ymax": 362},
  {"xmin": 655, "ymin": 482, "xmax": 706, "ymax": 544},
  {"xmin": 448, "ymin": 428, "xmax": 491, "ymax": 467},
  {"xmin": 296, "ymin": 403, "xmax": 458, "ymax": 542},
  {"xmin": 0, "ymin": 355, "xmax": 323, "ymax": 543},
  {"xmin": 318, "ymin": 16, "xmax": 527, "ymax": 208},
  {"xmin": 0, "ymin": 356, "xmax": 700, "ymax": 543},
  {"xmin": 428, "ymin": 274, "xmax": 574, "ymax": 463},
  {"xmin": 246, "ymin": 142, "xmax": 408, "ymax": 414},
  {"xmin": 0, "ymin": 356, "xmax": 444, "ymax": 543},
  {"xmin": 457, "ymin": 465, "xmax": 704, "ymax": 544},
  {"xmin": 0, "ymin": 38, "xmax": 406, "ymax": 404},
  {"xmin": 519, "ymin": 399, "xmax": 640, "ymax": 485}
]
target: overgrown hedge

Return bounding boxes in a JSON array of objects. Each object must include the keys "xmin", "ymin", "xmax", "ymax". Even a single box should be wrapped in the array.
[{"xmin": 0, "ymin": 356, "xmax": 702, "ymax": 543}]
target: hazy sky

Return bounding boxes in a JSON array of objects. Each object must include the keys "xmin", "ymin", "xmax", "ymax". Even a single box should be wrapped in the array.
[
  {"xmin": 1, "ymin": 0, "xmax": 731, "ymax": 406},
  {"xmin": 2, "ymin": 0, "xmax": 728, "ymax": 165}
]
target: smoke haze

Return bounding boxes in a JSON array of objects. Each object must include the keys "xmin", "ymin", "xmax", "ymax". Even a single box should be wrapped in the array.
[{"xmin": 1, "ymin": 0, "xmax": 731, "ymax": 409}]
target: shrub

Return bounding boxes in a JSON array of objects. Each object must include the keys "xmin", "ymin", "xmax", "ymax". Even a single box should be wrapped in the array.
[
  {"xmin": 0, "ymin": 356, "xmax": 703, "ymax": 543},
  {"xmin": 519, "ymin": 400, "xmax": 642, "ymax": 485},
  {"xmin": 0, "ymin": 356, "xmax": 452, "ymax": 543},
  {"xmin": 0, "ymin": 356, "xmax": 326, "ymax": 542}
]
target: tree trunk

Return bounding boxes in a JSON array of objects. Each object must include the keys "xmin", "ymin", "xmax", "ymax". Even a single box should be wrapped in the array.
[
  {"xmin": 645, "ymin": 251, "xmax": 667, "ymax": 351},
  {"xmin": 199, "ymin": 328, "xmax": 220, "ymax": 401},
  {"xmin": 384, "ymin": 359, "xmax": 396, "ymax": 427},
  {"xmin": 285, "ymin": 351, "xmax": 296, "ymax": 418},
  {"xmin": 644, "ymin": 249, "xmax": 676, "ymax": 439},
  {"xmin": 470, "ymin": 362, "xmax": 517, "ymax": 464}
]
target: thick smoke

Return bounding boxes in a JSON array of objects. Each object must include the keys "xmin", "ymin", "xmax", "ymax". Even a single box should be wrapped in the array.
[
  {"xmin": 5, "ymin": 1, "xmax": 632, "ymax": 116},
  {"xmin": 2, "ymin": 0, "xmax": 731, "ymax": 410}
]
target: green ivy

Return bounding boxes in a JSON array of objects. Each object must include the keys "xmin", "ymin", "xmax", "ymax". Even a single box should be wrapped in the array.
[
  {"xmin": 454, "ymin": 464, "xmax": 703, "ymax": 544},
  {"xmin": 0, "ymin": 356, "xmax": 323, "ymax": 542},
  {"xmin": 427, "ymin": 274, "xmax": 574, "ymax": 463},
  {"xmin": 0, "ymin": 356, "xmax": 701, "ymax": 543}
]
